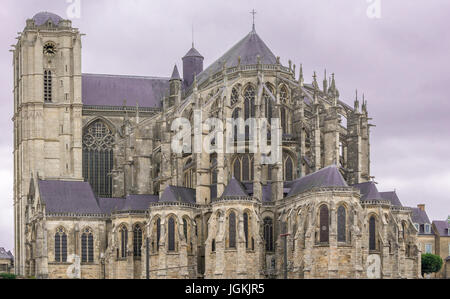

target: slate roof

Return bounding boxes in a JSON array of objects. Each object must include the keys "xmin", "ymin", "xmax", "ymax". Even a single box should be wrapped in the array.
[
  {"xmin": 379, "ymin": 191, "xmax": 403, "ymax": 207},
  {"xmin": 160, "ymin": 186, "xmax": 196, "ymax": 204},
  {"xmin": 288, "ymin": 165, "xmax": 348, "ymax": 197},
  {"xmin": 411, "ymin": 208, "xmax": 431, "ymax": 225},
  {"xmin": 352, "ymin": 181, "xmax": 383, "ymax": 201},
  {"xmin": 32, "ymin": 12, "xmax": 63, "ymax": 26},
  {"xmin": 433, "ymin": 220, "xmax": 450, "ymax": 236},
  {"xmin": 196, "ymin": 30, "xmax": 277, "ymax": 84},
  {"xmin": 82, "ymin": 74, "xmax": 170, "ymax": 108},
  {"xmin": 0, "ymin": 248, "xmax": 13, "ymax": 261},
  {"xmin": 98, "ymin": 195, "xmax": 159, "ymax": 214},
  {"xmin": 170, "ymin": 65, "xmax": 181, "ymax": 80},
  {"xmin": 38, "ymin": 180, "xmax": 103, "ymax": 215},
  {"xmin": 183, "ymin": 47, "xmax": 204, "ymax": 58},
  {"xmin": 222, "ymin": 177, "xmax": 249, "ymax": 197}
]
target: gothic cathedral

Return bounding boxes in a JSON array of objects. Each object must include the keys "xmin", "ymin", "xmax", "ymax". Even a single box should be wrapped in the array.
[{"xmin": 12, "ymin": 12, "xmax": 422, "ymax": 279}]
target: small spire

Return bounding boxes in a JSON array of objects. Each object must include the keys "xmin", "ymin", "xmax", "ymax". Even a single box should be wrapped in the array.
[
  {"xmin": 299, "ymin": 64, "xmax": 304, "ymax": 86},
  {"xmin": 250, "ymin": 9, "xmax": 257, "ymax": 32},
  {"xmin": 313, "ymin": 71, "xmax": 319, "ymax": 90},
  {"xmin": 170, "ymin": 64, "xmax": 181, "ymax": 80},
  {"xmin": 323, "ymin": 69, "xmax": 328, "ymax": 94},
  {"xmin": 354, "ymin": 90, "xmax": 360, "ymax": 112}
]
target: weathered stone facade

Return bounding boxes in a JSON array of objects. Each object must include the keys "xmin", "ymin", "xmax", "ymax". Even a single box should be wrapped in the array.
[{"xmin": 13, "ymin": 12, "xmax": 425, "ymax": 279}]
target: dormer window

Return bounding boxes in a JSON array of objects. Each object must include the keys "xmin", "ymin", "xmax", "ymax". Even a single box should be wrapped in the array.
[
  {"xmin": 414, "ymin": 223, "xmax": 419, "ymax": 231},
  {"xmin": 425, "ymin": 224, "xmax": 431, "ymax": 234}
]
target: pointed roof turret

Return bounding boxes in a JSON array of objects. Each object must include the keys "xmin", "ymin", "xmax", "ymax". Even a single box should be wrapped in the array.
[
  {"xmin": 195, "ymin": 29, "xmax": 277, "ymax": 85},
  {"xmin": 183, "ymin": 47, "xmax": 204, "ymax": 59},
  {"xmin": 170, "ymin": 64, "xmax": 181, "ymax": 80}
]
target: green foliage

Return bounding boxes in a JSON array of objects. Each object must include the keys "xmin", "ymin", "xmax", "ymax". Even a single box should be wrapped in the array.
[
  {"xmin": 421, "ymin": 254, "xmax": 443, "ymax": 275},
  {"xmin": 0, "ymin": 273, "xmax": 17, "ymax": 279}
]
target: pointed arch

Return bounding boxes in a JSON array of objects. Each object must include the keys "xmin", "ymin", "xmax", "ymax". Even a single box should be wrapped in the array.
[
  {"xmin": 82, "ymin": 118, "xmax": 115, "ymax": 197},
  {"xmin": 55, "ymin": 227, "xmax": 67, "ymax": 263},
  {"xmin": 369, "ymin": 215, "xmax": 377, "ymax": 251},
  {"xmin": 337, "ymin": 205, "xmax": 347, "ymax": 242},
  {"xmin": 263, "ymin": 217, "xmax": 274, "ymax": 252},
  {"xmin": 319, "ymin": 205, "xmax": 329, "ymax": 243},
  {"xmin": 133, "ymin": 224, "xmax": 143, "ymax": 258},
  {"xmin": 168, "ymin": 216, "xmax": 176, "ymax": 252},
  {"xmin": 228, "ymin": 211, "xmax": 237, "ymax": 249},
  {"xmin": 81, "ymin": 227, "xmax": 94, "ymax": 263},
  {"xmin": 119, "ymin": 224, "xmax": 128, "ymax": 258}
]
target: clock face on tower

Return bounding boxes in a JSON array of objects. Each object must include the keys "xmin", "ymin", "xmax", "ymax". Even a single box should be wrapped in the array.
[{"xmin": 43, "ymin": 42, "xmax": 56, "ymax": 56}]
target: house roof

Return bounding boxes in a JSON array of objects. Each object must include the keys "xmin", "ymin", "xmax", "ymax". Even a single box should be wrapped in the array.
[
  {"xmin": 352, "ymin": 181, "xmax": 383, "ymax": 201},
  {"xmin": 288, "ymin": 165, "xmax": 348, "ymax": 197},
  {"xmin": 0, "ymin": 248, "xmax": 13, "ymax": 261},
  {"xmin": 222, "ymin": 177, "xmax": 249, "ymax": 198},
  {"xmin": 82, "ymin": 73, "xmax": 169, "ymax": 108},
  {"xmin": 196, "ymin": 30, "xmax": 277, "ymax": 85},
  {"xmin": 160, "ymin": 186, "xmax": 196, "ymax": 204},
  {"xmin": 38, "ymin": 180, "xmax": 103, "ymax": 215},
  {"xmin": 379, "ymin": 191, "xmax": 403, "ymax": 207},
  {"xmin": 32, "ymin": 12, "xmax": 63, "ymax": 26},
  {"xmin": 433, "ymin": 220, "xmax": 450, "ymax": 236},
  {"xmin": 411, "ymin": 208, "xmax": 432, "ymax": 225}
]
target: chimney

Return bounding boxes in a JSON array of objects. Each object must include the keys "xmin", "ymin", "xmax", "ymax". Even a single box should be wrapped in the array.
[{"xmin": 417, "ymin": 204, "xmax": 425, "ymax": 211}]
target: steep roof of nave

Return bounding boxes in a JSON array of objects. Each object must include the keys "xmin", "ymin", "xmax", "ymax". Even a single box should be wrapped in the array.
[
  {"xmin": 287, "ymin": 165, "xmax": 348, "ymax": 197},
  {"xmin": 82, "ymin": 73, "xmax": 170, "ymax": 108},
  {"xmin": 32, "ymin": 11, "xmax": 63, "ymax": 26},
  {"xmin": 196, "ymin": 29, "xmax": 278, "ymax": 85}
]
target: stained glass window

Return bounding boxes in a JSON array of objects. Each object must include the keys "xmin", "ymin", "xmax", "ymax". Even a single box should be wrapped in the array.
[
  {"xmin": 229, "ymin": 212, "xmax": 237, "ymax": 249},
  {"xmin": 83, "ymin": 120, "xmax": 115, "ymax": 197},
  {"xmin": 244, "ymin": 86, "xmax": 255, "ymax": 140},
  {"xmin": 120, "ymin": 225, "xmax": 128, "ymax": 258},
  {"xmin": 320, "ymin": 205, "xmax": 329, "ymax": 243},
  {"xmin": 168, "ymin": 217, "xmax": 176, "ymax": 251},
  {"xmin": 369, "ymin": 216, "xmax": 376, "ymax": 251},
  {"xmin": 337, "ymin": 206, "xmax": 346, "ymax": 242},
  {"xmin": 133, "ymin": 225, "xmax": 142, "ymax": 257},
  {"xmin": 285, "ymin": 156, "xmax": 294, "ymax": 181},
  {"xmin": 156, "ymin": 218, "xmax": 161, "ymax": 252},
  {"xmin": 81, "ymin": 228, "xmax": 94, "ymax": 263},
  {"xmin": 55, "ymin": 227, "xmax": 67, "ymax": 263},
  {"xmin": 264, "ymin": 218, "xmax": 274, "ymax": 252},
  {"xmin": 244, "ymin": 212, "xmax": 249, "ymax": 248},
  {"xmin": 231, "ymin": 87, "xmax": 239, "ymax": 106}
]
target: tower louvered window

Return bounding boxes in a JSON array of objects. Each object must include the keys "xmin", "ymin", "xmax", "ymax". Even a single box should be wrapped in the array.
[
  {"xmin": 133, "ymin": 225, "xmax": 142, "ymax": 258},
  {"xmin": 44, "ymin": 70, "xmax": 52, "ymax": 102},
  {"xmin": 55, "ymin": 227, "xmax": 67, "ymax": 263},
  {"xmin": 229, "ymin": 212, "xmax": 237, "ymax": 249},
  {"xmin": 81, "ymin": 228, "xmax": 94, "ymax": 263},
  {"xmin": 83, "ymin": 120, "xmax": 115, "ymax": 197}
]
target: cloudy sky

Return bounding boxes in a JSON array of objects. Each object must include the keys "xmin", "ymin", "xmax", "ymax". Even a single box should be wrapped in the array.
[{"xmin": 1, "ymin": 0, "xmax": 449, "ymax": 250}]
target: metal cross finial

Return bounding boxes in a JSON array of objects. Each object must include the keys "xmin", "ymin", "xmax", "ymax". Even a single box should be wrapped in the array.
[{"xmin": 250, "ymin": 9, "xmax": 257, "ymax": 31}]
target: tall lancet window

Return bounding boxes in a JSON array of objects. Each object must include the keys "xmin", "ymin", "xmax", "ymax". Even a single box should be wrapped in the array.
[
  {"xmin": 337, "ymin": 206, "xmax": 347, "ymax": 242},
  {"xmin": 244, "ymin": 86, "xmax": 256, "ymax": 140},
  {"xmin": 82, "ymin": 120, "xmax": 115, "ymax": 197},
  {"xmin": 44, "ymin": 70, "xmax": 52, "ymax": 102},
  {"xmin": 229, "ymin": 212, "xmax": 237, "ymax": 249},
  {"xmin": 55, "ymin": 227, "xmax": 67, "ymax": 263}
]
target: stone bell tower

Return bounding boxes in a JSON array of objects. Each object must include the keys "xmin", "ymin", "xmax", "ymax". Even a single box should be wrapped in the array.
[{"xmin": 12, "ymin": 12, "xmax": 83, "ymax": 275}]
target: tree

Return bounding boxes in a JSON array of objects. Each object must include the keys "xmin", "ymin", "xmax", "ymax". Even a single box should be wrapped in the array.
[{"xmin": 421, "ymin": 254, "xmax": 443, "ymax": 276}]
